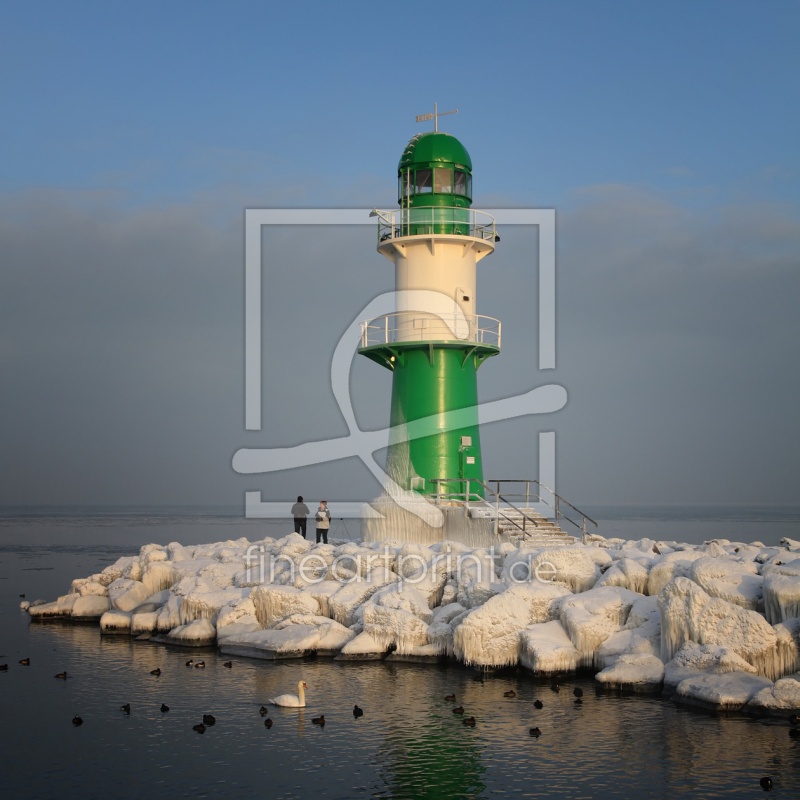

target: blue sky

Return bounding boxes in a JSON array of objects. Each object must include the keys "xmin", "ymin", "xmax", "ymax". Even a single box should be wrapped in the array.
[
  {"xmin": 1, "ymin": 1, "xmax": 799, "ymax": 508},
  {"xmin": 1, "ymin": 1, "xmax": 798, "ymax": 208}
]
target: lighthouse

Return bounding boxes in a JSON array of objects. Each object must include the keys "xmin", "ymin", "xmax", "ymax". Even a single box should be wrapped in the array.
[{"xmin": 359, "ymin": 121, "xmax": 500, "ymax": 506}]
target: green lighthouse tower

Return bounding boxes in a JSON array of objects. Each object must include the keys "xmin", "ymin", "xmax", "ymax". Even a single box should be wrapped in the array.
[{"xmin": 359, "ymin": 125, "xmax": 500, "ymax": 501}]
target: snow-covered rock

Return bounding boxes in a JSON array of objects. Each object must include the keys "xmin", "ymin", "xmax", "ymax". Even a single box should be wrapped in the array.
[
  {"xmin": 100, "ymin": 610, "xmax": 132, "ymax": 632},
  {"xmin": 520, "ymin": 620, "xmax": 581, "ymax": 674},
  {"xmin": 596, "ymin": 558, "xmax": 649, "ymax": 594},
  {"xmin": 72, "ymin": 595, "xmax": 110, "ymax": 619},
  {"xmin": 689, "ymin": 556, "xmax": 763, "ymax": 611},
  {"xmin": 596, "ymin": 595, "xmax": 661, "ymax": 668},
  {"xmin": 663, "ymin": 641, "xmax": 758, "ymax": 691},
  {"xmin": 674, "ymin": 671, "xmax": 773, "ymax": 710},
  {"xmin": 647, "ymin": 549, "xmax": 705, "ymax": 596},
  {"xmin": 164, "ymin": 618, "xmax": 217, "ymax": 646},
  {"xmin": 221, "ymin": 616, "xmax": 355, "ymax": 658},
  {"xmin": 747, "ymin": 674, "xmax": 800, "ymax": 713},
  {"xmin": 762, "ymin": 560, "xmax": 800, "ymax": 624},
  {"xmin": 453, "ymin": 583, "xmax": 572, "ymax": 667},
  {"xmin": 659, "ymin": 577, "xmax": 780, "ymax": 678},
  {"xmin": 131, "ymin": 611, "xmax": 160, "ymax": 634},
  {"xmin": 529, "ymin": 547, "xmax": 600, "ymax": 593},
  {"xmin": 560, "ymin": 586, "xmax": 640, "ymax": 667},
  {"xmin": 336, "ymin": 630, "xmax": 386, "ymax": 660},
  {"xmin": 107, "ymin": 579, "xmax": 150, "ymax": 612},
  {"xmin": 251, "ymin": 585, "xmax": 320, "ymax": 628},
  {"xmin": 595, "ymin": 653, "xmax": 665, "ymax": 690}
]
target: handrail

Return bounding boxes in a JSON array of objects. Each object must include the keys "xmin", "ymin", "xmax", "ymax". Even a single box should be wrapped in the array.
[
  {"xmin": 372, "ymin": 206, "xmax": 497, "ymax": 243},
  {"xmin": 360, "ymin": 312, "xmax": 501, "ymax": 349},
  {"xmin": 485, "ymin": 479, "xmax": 598, "ymax": 542}
]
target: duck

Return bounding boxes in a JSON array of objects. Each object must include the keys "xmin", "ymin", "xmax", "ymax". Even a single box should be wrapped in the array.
[
  {"xmin": 264, "ymin": 718, "xmax": 273, "ymax": 728},
  {"xmin": 19, "ymin": 593, "xmax": 25, "ymax": 598},
  {"xmin": 452, "ymin": 706, "xmax": 464, "ymax": 715},
  {"xmin": 192, "ymin": 723, "xmax": 206, "ymax": 734},
  {"xmin": 529, "ymin": 727, "xmax": 541, "ymax": 736},
  {"xmin": 353, "ymin": 705, "xmax": 364, "ymax": 718},
  {"xmin": 573, "ymin": 687, "xmax": 583, "ymax": 698},
  {"xmin": 161, "ymin": 704, "xmax": 169, "ymax": 713},
  {"xmin": 760, "ymin": 776, "xmax": 772, "ymax": 791},
  {"xmin": 120, "ymin": 703, "xmax": 131, "ymax": 714},
  {"xmin": 462, "ymin": 717, "xmax": 476, "ymax": 726},
  {"xmin": 533, "ymin": 700, "xmax": 543, "ymax": 709},
  {"xmin": 195, "ymin": 661, "xmax": 205, "ymax": 669},
  {"xmin": 574, "ymin": 698, "xmax": 583, "ymax": 705},
  {"xmin": 150, "ymin": 668, "xmax": 162, "ymax": 676},
  {"xmin": 550, "ymin": 683, "xmax": 560, "ymax": 693},
  {"xmin": 19, "ymin": 658, "xmax": 30, "ymax": 666},
  {"xmin": 312, "ymin": 715, "xmax": 325, "ymax": 725},
  {"xmin": 503, "ymin": 690, "xmax": 516, "ymax": 698},
  {"xmin": 444, "ymin": 694, "xmax": 456, "ymax": 702},
  {"xmin": 790, "ymin": 714, "xmax": 799, "ymax": 726},
  {"xmin": 223, "ymin": 661, "xmax": 233, "ymax": 668},
  {"xmin": 185, "ymin": 659, "xmax": 194, "ymax": 667},
  {"xmin": 259, "ymin": 706, "xmax": 269, "ymax": 716},
  {"xmin": 203, "ymin": 714, "xmax": 216, "ymax": 726},
  {"xmin": 268, "ymin": 681, "xmax": 307, "ymax": 708},
  {"xmin": 55, "ymin": 671, "xmax": 68, "ymax": 679},
  {"xmin": 72, "ymin": 715, "xmax": 83, "ymax": 726},
  {"xmin": 0, "ymin": 664, "xmax": 7, "ymax": 671}
]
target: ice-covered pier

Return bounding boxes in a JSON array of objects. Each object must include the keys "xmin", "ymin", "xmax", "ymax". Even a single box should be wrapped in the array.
[{"xmin": 23, "ymin": 532, "xmax": 800, "ymax": 715}]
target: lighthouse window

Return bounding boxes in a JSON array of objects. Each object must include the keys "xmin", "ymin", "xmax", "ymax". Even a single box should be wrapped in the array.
[
  {"xmin": 415, "ymin": 169, "xmax": 432, "ymax": 194},
  {"xmin": 434, "ymin": 168, "xmax": 452, "ymax": 193},
  {"xmin": 454, "ymin": 170, "xmax": 467, "ymax": 196},
  {"xmin": 399, "ymin": 172, "xmax": 411, "ymax": 202},
  {"xmin": 466, "ymin": 173, "xmax": 472, "ymax": 199}
]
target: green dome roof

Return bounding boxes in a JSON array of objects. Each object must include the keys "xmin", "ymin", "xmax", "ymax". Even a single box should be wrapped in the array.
[{"xmin": 398, "ymin": 132, "xmax": 472, "ymax": 173}]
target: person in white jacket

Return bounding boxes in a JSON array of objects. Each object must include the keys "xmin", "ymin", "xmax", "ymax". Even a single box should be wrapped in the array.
[{"xmin": 315, "ymin": 501, "xmax": 331, "ymax": 544}]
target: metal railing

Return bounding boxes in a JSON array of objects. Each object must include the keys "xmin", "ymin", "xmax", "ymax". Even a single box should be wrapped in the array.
[
  {"xmin": 371, "ymin": 207, "xmax": 497, "ymax": 243},
  {"xmin": 426, "ymin": 478, "xmax": 543, "ymax": 539},
  {"xmin": 360, "ymin": 312, "xmax": 501, "ymax": 349},
  {"xmin": 424, "ymin": 477, "xmax": 597, "ymax": 542},
  {"xmin": 485, "ymin": 479, "xmax": 598, "ymax": 542}
]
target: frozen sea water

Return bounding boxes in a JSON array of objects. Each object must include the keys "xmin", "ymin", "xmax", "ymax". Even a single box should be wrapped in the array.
[{"xmin": 1, "ymin": 508, "xmax": 800, "ymax": 799}]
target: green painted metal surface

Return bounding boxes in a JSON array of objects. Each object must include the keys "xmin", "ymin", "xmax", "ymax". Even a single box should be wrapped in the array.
[
  {"xmin": 399, "ymin": 132, "xmax": 472, "ymax": 172},
  {"xmin": 384, "ymin": 345, "xmax": 486, "ymax": 496}
]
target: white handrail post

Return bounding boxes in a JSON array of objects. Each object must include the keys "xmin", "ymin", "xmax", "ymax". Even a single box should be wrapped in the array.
[{"xmin": 385, "ymin": 315, "xmax": 388, "ymax": 344}]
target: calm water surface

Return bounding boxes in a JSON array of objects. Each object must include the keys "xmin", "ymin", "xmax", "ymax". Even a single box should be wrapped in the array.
[{"xmin": 1, "ymin": 511, "xmax": 799, "ymax": 799}]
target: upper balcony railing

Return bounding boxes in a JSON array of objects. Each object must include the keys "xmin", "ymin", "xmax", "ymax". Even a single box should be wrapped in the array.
[
  {"xmin": 360, "ymin": 312, "xmax": 501, "ymax": 349},
  {"xmin": 371, "ymin": 207, "xmax": 497, "ymax": 243}
]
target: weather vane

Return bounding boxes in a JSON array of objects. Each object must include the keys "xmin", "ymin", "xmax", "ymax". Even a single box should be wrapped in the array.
[{"xmin": 415, "ymin": 102, "xmax": 457, "ymax": 132}]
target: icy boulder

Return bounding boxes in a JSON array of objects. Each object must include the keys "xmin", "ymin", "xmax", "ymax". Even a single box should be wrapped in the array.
[
  {"xmin": 674, "ymin": 671, "xmax": 773, "ymax": 710},
  {"xmin": 100, "ymin": 610, "xmax": 132, "ymax": 633},
  {"xmin": 156, "ymin": 595, "xmax": 182, "ymax": 632},
  {"xmin": 336, "ymin": 630, "xmax": 386, "ymax": 660},
  {"xmin": 300, "ymin": 581, "xmax": 342, "ymax": 618},
  {"xmin": 762, "ymin": 560, "xmax": 800, "ymax": 624},
  {"xmin": 595, "ymin": 653, "xmax": 665, "ymax": 691},
  {"xmin": 596, "ymin": 558, "xmax": 649, "ymax": 594},
  {"xmin": 72, "ymin": 595, "xmax": 110, "ymax": 619},
  {"xmin": 747, "ymin": 674, "xmax": 800, "ymax": 713},
  {"xmin": 658, "ymin": 577, "xmax": 779, "ymax": 678},
  {"xmin": 77, "ymin": 581, "xmax": 108, "ymax": 597},
  {"xmin": 251, "ymin": 585, "xmax": 320, "ymax": 628},
  {"xmin": 426, "ymin": 621, "xmax": 455, "ymax": 656},
  {"xmin": 220, "ymin": 616, "xmax": 354, "ymax": 659},
  {"xmin": 28, "ymin": 594, "xmax": 77, "ymax": 617},
  {"xmin": 165, "ymin": 618, "xmax": 217, "ymax": 646},
  {"xmin": 529, "ymin": 547, "xmax": 600, "ymax": 593},
  {"xmin": 596, "ymin": 594, "xmax": 661, "ymax": 668},
  {"xmin": 520, "ymin": 620, "xmax": 581, "ymax": 674},
  {"xmin": 647, "ymin": 549, "xmax": 705, "ymax": 596},
  {"xmin": 107, "ymin": 579, "xmax": 150, "ymax": 612},
  {"xmin": 131, "ymin": 611, "xmax": 160, "ymax": 634},
  {"xmin": 663, "ymin": 641, "xmax": 758, "ymax": 691},
  {"xmin": 362, "ymin": 603, "xmax": 429, "ymax": 654},
  {"xmin": 689, "ymin": 556, "xmax": 763, "ymax": 611},
  {"xmin": 453, "ymin": 583, "xmax": 572, "ymax": 667},
  {"xmin": 180, "ymin": 587, "xmax": 250, "ymax": 625},
  {"xmin": 101, "ymin": 556, "xmax": 138, "ymax": 585},
  {"xmin": 775, "ymin": 618, "xmax": 800, "ymax": 677},
  {"xmin": 140, "ymin": 561, "xmax": 176, "ymax": 596},
  {"xmin": 167, "ymin": 542, "xmax": 194, "ymax": 562},
  {"xmin": 432, "ymin": 602, "xmax": 466, "ymax": 625},
  {"xmin": 327, "ymin": 567, "xmax": 398, "ymax": 627},
  {"xmin": 560, "ymin": 586, "xmax": 640, "ymax": 668}
]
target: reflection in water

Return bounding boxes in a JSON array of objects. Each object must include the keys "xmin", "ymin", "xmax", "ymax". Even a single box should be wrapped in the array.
[{"xmin": 3, "ymin": 551, "xmax": 800, "ymax": 799}]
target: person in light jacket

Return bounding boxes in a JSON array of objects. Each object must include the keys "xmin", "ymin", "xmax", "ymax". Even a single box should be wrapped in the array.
[
  {"xmin": 291, "ymin": 495, "xmax": 310, "ymax": 539},
  {"xmin": 315, "ymin": 501, "xmax": 331, "ymax": 544}
]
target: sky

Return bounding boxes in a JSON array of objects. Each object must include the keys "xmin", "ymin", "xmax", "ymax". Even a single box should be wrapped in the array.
[{"xmin": 0, "ymin": 1, "xmax": 798, "ymax": 510}]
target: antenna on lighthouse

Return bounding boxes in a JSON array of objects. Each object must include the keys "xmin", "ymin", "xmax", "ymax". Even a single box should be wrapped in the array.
[{"xmin": 415, "ymin": 102, "xmax": 457, "ymax": 132}]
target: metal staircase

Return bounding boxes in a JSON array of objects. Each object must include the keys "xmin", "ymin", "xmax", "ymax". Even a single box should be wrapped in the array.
[{"xmin": 427, "ymin": 478, "xmax": 597, "ymax": 547}]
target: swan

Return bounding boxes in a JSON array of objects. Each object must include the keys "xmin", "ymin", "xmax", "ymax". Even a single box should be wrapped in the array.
[{"xmin": 269, "ymin": 681, "xmax": 307, "ymax": 708}]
